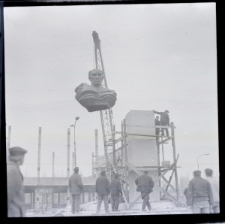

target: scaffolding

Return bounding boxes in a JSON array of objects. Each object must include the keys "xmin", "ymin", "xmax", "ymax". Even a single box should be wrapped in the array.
[
  {"xmin": 92, "ymin": 119, "xmax": 183, "ymax": 208},
  {"xmin": 91, "ymin": 31, "xmax": 182, "ymax": 208}
]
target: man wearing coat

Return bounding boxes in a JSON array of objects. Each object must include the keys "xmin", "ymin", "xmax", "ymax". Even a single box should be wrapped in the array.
[
  {"xmin": 69, "ymin": 167, "xmax": 83, "ymax": 214},
  {"xmin": 204, "ymin": 168, "xmax": 220, "ymax": 213},
  {"xmin": 153, "ymin": 110, "xmax": 170, "ymax": 136},
  {"xmin": 7, "ymin": 146, "xmax": 27, "ymax": 217},
  {"xmin": 135, "ymin": 170, "xmax": 154, "ymax": 212},
  {"xmin": 187, "ymin": 170, "xmax": 213, "ymax": 214},
  {"xmin": 110, "ymin": 173, "xmax": 122, "ymax": 211},
  {"xmin": 96, "ymin": 170, "xmax": 110, "ymax": 214}
]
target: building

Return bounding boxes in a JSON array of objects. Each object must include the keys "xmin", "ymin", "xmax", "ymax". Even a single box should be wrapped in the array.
[{"xmin": 23, "ymin": 176, "xmax": 96, "ymax": 210}]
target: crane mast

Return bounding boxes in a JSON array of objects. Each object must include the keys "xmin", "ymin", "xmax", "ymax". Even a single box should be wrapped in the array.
[{"xmin": 92, "ymin": 31, "xmax": 114, "ymax": 175}]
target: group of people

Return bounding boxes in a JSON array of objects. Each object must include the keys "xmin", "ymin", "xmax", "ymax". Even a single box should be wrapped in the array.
[
  {"xmin": 6, "ymin": 146, "xmax": 155, "ymax": 217},
  {"xmin": 69, "ymin": 168, "xmax": 122, "ymax": 214},
  {"xmin": 184, "ymin": 169, "xmax": 220, "ymax": 214},
  {"xmin": 154, "ymin": 110, "xmax": 170, "ymax": 137},
  {"xmin": 69, "ymin": 168, "xmax": 155, "ymax": 214},
  {"xmin": 6, "ymin": 146, "xmax": 220, "ymax": 217}
]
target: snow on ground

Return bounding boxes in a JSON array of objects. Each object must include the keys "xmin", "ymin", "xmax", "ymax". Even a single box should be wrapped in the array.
[{"xmin": 26, "ymin": 205, "xmax": 192, "ymax": 217}]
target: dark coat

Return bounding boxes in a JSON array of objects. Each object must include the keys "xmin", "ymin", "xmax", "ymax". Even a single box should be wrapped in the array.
[
  {"xmin": 110, "ymin": 178, "xmax": 122, "ymax": 196},
  {"xmin": 154, "ymin": 111, "xmax": 170, "ymax": 125},
  {"xmin": 155, "ymin": 118, "xmax": 160, "ymax": 134},
  {"xmin": 187, "ymin": 176, "xmax": 213, "ymax": 206},
  {"xmin": 7, "ymin": 161, "xmax": 26, "ymax": 217},
  {"xmin": 69, "ymin": 173, "xmax": 83, "ymax": 195},
  {"xmin": 96, "ymin": 174, "xmax": 110, "ymax": 196},
  {"xmin": 135, "ymin": 173, "xmax": 154, "ymax": 194},
  {"xmin": 155, "ymin": 119, "xmax": 160, "ymax": 126}
]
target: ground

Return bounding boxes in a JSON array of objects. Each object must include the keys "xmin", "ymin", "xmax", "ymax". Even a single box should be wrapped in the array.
[{"xmin": 26, "ymin": 205, "xmax": 192, "ymax": 217}]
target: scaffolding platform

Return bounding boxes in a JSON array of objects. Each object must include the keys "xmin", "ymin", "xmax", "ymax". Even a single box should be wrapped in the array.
[{"xmin": 92, "ymin": 110, "xmax": 183, "ymax": 210}]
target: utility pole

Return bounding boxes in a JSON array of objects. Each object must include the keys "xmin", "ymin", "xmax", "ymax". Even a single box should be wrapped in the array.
[
  {"xmin": 52, "ymin": 152, "xmax": 55, "ymax": 178},
  {"xmin": 197, "ymin": 153, "xmax": 209, "ymax": 170},
  {"xmin": 95, "ymin": 129, "xmax": 98, "ymax": 176},
  {"xmin": 70, "ymin": 117, "xmax": 79, "ymax": 168},
  {"xmin": 36, "ymin": 127, "xmax": 41, "ymax": 210},
  {"xmin": 51, "ymin": 151, "xmax": 55, "ymax": 210},
  {"xmin": 92, "ymin": 152, "xmax": 94, "ymax": 176},
  {"xmin": 67, "ymin": 128, "xmax": 70, "ymax": 205},
  {"xmin": 72, "ymin": 152, "xmax": 75, "ymax": 170},
  {"xmin": 171, "ymin": 122, "xmax": 179, "ymax": 201}
]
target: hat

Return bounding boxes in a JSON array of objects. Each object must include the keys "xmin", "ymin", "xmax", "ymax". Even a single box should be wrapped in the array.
[
  {"xmin": 193, "ymin": 170, "xmax": 201, "ymax": 176},
  {"xmin": 9, "ymin": 147, "xmax": 27, "ymax": 156},
  {"xmin": 165, "ymin": 110, "xmax": 169, "ymax": 113},
  {"xmin": 115, "ymin": 173, "xmax": 119, "ymax": 178},
  {"xmin": 205, "ymin": 168, "xmax": 213, "ymax": 176}
]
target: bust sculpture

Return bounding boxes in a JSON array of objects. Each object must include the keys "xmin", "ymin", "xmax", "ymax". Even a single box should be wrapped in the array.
[{"xmin": 75, "ymin": 69, "xmax": 117, "ymax": 112}]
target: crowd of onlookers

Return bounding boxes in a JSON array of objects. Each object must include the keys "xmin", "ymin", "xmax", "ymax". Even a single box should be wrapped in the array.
[
  {"xmin": 7, "ymin": 146, "xmax": 220, "ymax": 217},
  {"xmin": 69, "ymin": 168, "xmax": 154, "ymax": 214},
  {"xmin": 6, "ymin": 146, "xmax": 155, "ymax": 216},
  {"xmin": 184, "ymin": 169, "xmax": 219, "ymax": 214}
]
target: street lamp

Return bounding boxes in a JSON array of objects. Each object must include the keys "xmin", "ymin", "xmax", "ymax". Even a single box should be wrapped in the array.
[
  {"xmin": 197, "ymin": 153, "xmax": 209, "ymax": 170},
  {"xmin": 70, "ymin": 117, "xmax": 80, "ymax": 168}
]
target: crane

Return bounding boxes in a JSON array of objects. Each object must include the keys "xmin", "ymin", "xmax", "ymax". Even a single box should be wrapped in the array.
[
  {"xmin": 92, "ymin": 31, "xmax": 114, "ymax": 177},
  {"xmin": 92, "ymin": 32, "xmax": 129, "ymax": 208}
]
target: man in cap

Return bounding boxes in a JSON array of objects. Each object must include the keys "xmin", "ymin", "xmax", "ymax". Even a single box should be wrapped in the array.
[
  {"xmin": 135, "ymin": 170, "xmax": 154, "ymax": 212},
  {"xmin": 110, "ymin": 173, "xmax": 122, "ymax": 211},
  {"xmin": 204, "ymin": 168, "xmax": 220, "ymax": 213},
  {"xmin": 187, "ymin": 170, "xmax": 213, "ymax": 214},
  {"xmin": 153, "ymin": 110, "xmax": 170, "ymax": 136},
  {"xmin": 7, "ymin": 146, "xmax": 27, "ymax": 217},
  {"xmin": 69, "ymin": 167, "xmax": 83, "ymax": 214},
  {"xmin": 95, "ymin": 170, "xmax": 110, "ymax": 214}
]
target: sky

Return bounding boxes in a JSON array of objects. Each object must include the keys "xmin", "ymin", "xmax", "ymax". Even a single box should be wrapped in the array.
[{"xmin": 4, "ymin": 3, "xmax": 218, "ymax": 180}]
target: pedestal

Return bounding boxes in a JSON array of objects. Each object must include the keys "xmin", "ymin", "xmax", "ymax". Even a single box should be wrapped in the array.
[{"xmin": 125, "ymin": 110, "xmax": 160, "ymax": 203}]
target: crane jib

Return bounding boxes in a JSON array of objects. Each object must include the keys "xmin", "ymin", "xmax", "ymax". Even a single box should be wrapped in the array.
[
  {"xmin": 92, "ymin": 31, "xmax": 115, "ymax": 180},
  {"xmin": 92, "ymin": 31, "xmax": 100, "ymax": 49}
]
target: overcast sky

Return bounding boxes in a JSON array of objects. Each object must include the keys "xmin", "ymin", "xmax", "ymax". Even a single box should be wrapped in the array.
[{"xmin": 4, "ymin": 3, "xmax": 218, "ymax": 180}]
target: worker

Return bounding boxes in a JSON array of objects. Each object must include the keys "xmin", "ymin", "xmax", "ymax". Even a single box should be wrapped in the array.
[
  {"xmin": 95, "ymin": 170, "xmax": 110, "ymax": 214},
  {"xmin": 204, "ymin": 168, "xmax": 220, "ymax": 213},
  {"xmin": 155, "ymin": 116, "xmax": 160, "ymax": 135},
  {"xmin": 135, "ymin": 170, "xmax": 154, "ymax": 212},
  {"xmin": 69, "ymin": 167, "xmax": 83, "ymax": 214},
  {"xmin": 153, "ymin": 110, "xmax": 170, "ymax": 136},
  {"xmin": 7, "ymin": 146, "xmax": 27, "ymax": 217},
  {"xmin": 110, "ymin": 173, "xmax": 122, "ymax": 211},
  {"xmin": 187, "ymin": 170, "xmax": 213, "ymax": 214}
]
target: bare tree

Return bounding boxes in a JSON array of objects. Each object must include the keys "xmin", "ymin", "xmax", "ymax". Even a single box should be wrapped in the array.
[
  {"xmin": 39, "ymin": 178, "xmax": 66, "ymax": 211},
  {"xmin": 39, "ymin": 178, "xmax": 54, "ymax": 211}
]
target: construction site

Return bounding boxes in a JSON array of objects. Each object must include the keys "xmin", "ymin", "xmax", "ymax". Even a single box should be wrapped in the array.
[
  {"xmin": 4, "ymin": 3, "xmax": 219, "ymax": 219},
  {"xmin": 18, "ymin": 31, "xmax": 192, "ymax": 217}
]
